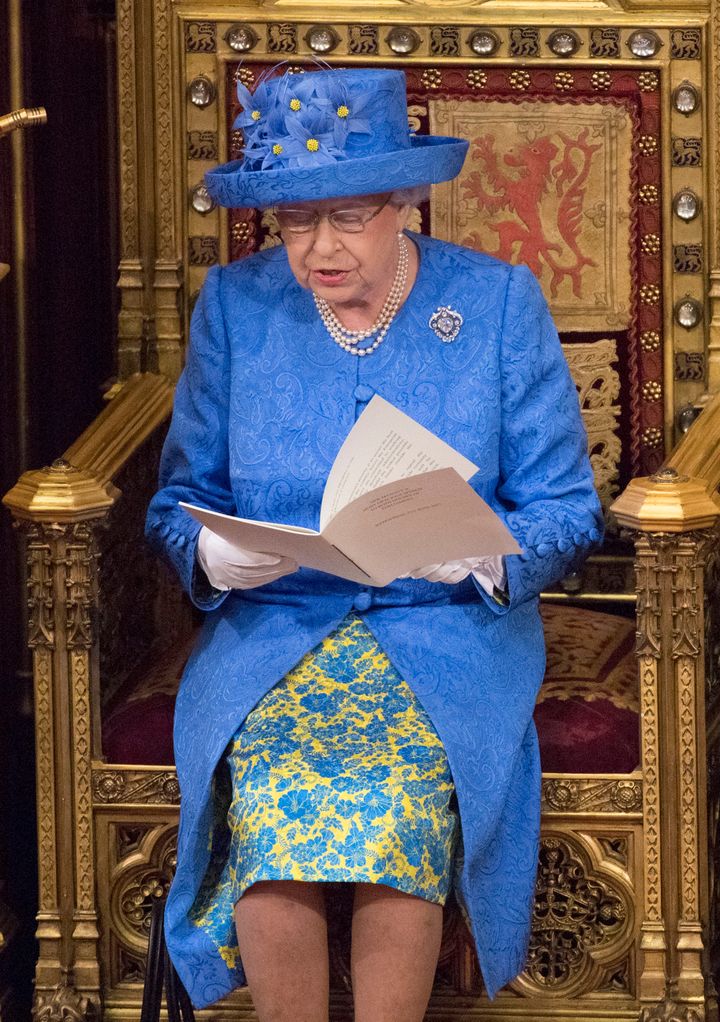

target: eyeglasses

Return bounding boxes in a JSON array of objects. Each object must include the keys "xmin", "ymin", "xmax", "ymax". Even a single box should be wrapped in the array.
[{"xmin": 273, "ymin": 194, "xmax": 391, "ymax": 235}]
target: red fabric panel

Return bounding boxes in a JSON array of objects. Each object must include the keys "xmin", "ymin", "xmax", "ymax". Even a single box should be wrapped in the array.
[
  {"xmin": 103, "ymin": 693, "xmax": 176, "ymax": 766},
  {"xmin": 534, "ymin": 697, "xmax": 639, "ymax": 773}
]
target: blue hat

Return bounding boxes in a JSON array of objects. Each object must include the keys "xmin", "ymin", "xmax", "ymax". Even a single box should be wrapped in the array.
[{"xmin": 204, "ymin": 67, "xmax": 468, "ymax": 208}]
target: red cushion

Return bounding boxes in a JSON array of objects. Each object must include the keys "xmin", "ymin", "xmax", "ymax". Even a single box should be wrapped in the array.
[
  {"xmin": 102, "ymin": 632, "xmax": 196, "ymax": 766},
  {"xmin": 103, "ymin": 692, "xmax": 176, "ymax": 766},
  {"xmin": 103, "ymin": 604, "xmax": 639, "ymax": 773},
  {"xmin": 535, "ymin": 603, "xmax": 639, "ymax": 773}
]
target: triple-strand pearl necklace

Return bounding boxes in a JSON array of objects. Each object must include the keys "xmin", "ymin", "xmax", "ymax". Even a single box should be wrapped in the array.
[{"xmin": 312, "ymin": 234, "xmax": 409, "ymax": 357}]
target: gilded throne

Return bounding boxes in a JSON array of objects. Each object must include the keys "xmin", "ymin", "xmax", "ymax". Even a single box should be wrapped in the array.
[{"xmin": 5, "ymin": 2, "xmax": 720, "ymax": 1021}]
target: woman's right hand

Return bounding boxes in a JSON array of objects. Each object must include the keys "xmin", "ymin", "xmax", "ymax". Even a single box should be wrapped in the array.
[{"xmin": 196, "ymin": 527, "xmax": 298, "ymax": 591}]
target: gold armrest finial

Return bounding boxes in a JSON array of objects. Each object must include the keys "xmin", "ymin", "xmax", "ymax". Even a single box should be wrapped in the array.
[{"xmin": 0, "ymin": 107, "xmax": 47, "ymax": 139}]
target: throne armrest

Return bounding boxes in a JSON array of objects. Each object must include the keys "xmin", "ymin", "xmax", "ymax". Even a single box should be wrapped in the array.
[
  {"xmin": 611, "ymin": 391, "xmax": 720, "ymax": 534},
  {"xmin": 1, "ymin": 373, "xmax": 173, "ymax": 998},
  {"xmin": 4, "ymin": 373, "xmax": 173, "ymax": 518},
  {"xmin": 609, "ymin": 389, "xmax": 720, "ymax": 1007}
]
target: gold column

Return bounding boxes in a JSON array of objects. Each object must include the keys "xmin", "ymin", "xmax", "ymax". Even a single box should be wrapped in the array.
[
  {"xmin": 709, "ymin": 0, "xmax": 720, "ymax": 392},
  {"xmin": 612, "ymin": 392, "xmax": 720, "ymax": 1020},
  {"xmin": 4, "ymin": 466, "xmax": 113, "ymax": 1018},
  {"xmin": 2, "ymin": 373, "xmax": 173, "ymax": 1021}
]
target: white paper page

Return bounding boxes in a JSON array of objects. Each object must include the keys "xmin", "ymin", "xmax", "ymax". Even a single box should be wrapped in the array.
[
  {"xmin": 323, "ymin": 468, "xmax": 521, "ymax": 586},
  {"xmin": 179, "ymin": 502, "xmax": 374, "ymax": 584},
  {"xmin": 320, "ymin": 395, "xmax": 479, "ymax": 530}
]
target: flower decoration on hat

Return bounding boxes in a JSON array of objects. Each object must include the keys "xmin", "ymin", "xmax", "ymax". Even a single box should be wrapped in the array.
[
  {"xmin": 232, "ymin": 68, "xmax": 375, "ymax": 170},
  {"xmin": 205, "ymin": 67, "xmax": 470, "ymax": 209},
  {"xmin": 312, "ymin": 77, "xmax": 373, "ymax": 145},
  {"xmin": 269, "ymin": 107, "xmax": 345, "ymax": 167},
  {"xmin": 233, "ymin": 79, "xmax": 267, "ymax": 132}
]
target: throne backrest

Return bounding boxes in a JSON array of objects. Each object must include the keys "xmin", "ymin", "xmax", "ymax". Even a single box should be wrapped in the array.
[
  {"xmin": 105, "ymin": 8, "xmax": 715, "ymax": 690},
  {"xmin": 156, "ymin": 35, "xmax": 707, "ymax": 505},
  {"xmin": 9, "ymin": 5, "xmax": 716, "ymax": 1013}
]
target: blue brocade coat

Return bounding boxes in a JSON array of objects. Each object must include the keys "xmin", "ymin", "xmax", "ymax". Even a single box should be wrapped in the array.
[{"xmin": 145, "ymin": 232, "xmax": 603, "ymax": 1008}]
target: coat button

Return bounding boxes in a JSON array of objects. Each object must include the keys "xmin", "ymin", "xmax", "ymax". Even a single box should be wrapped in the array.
[
  {"xmin": 353, "ymin": 384, "xmax": 374, "ymax": 402},
  {"xmin": 353, "ymin": 591, "xmax": 372, "ymax": 611}
]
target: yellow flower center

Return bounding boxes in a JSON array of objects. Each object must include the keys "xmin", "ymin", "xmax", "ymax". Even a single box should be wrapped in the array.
[
  {"xmin": 272, "ymin": 143, "xmax": 283, "ymax": 155},
  {"xmin": 251, "ymin": 110, "xmax": 261, "ymax": 121},
  {"xmin": 289, "ymin": 98, "xmax": 301, "ymax": 111},
  {"xmin": 306, "ymin": 138, "xmax": 320, "ymax": 152},
  {"xmin": 337, "ymin": 104, "xmax": 349, "ymax": 118}
]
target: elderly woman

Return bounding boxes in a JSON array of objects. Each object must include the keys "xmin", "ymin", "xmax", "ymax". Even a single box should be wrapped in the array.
[{"xmin": 146, "ymin": 67, "xmax": 602, "ymax": 1021}]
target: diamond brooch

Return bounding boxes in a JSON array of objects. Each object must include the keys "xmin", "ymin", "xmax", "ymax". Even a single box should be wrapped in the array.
[{"xmin": 429, "ymin": 306, "xmax": 463, "ymax": 342}]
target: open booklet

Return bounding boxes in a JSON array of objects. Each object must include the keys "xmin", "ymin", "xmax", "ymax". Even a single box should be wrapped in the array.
[{"xmin": 181, "ymin": 395, "xmax": 521, "ymax": 587}]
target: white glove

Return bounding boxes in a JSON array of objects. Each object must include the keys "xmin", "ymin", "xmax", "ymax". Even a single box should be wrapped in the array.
[
  {"xmin": 196, "ymin": 527, "xmax": 298, "ymax": 591},
  {"xmin": 404, "ymin": 555, "xmax": 506, "ymax": 595}
]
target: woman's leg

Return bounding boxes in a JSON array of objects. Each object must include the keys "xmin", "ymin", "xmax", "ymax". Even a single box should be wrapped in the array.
[
  {"xmin": 233, "ymin": 879, "xmax": 329, "ymax": 1022},
  {"xmin": 350, "ymin": 882, "xmax": 443, "ymax": 1022}
]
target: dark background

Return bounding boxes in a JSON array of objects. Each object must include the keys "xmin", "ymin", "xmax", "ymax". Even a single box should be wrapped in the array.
[{"xmin": 0, "ymin": 1, "xmax": 118, "ymax": 1015}]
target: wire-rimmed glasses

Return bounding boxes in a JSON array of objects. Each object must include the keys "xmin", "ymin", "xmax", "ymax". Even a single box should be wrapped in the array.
[{"xmin": 273, "ymin": 194, "xmax": 392, "ymax": 235}]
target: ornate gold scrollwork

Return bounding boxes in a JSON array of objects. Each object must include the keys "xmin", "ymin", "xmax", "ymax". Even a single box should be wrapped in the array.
[
  {"xmin": 109, "ymin": 825, "xmax": 177, "ymax": 954},
  {"xmin": 512, "ymin": 834, "xmax": 635, "ymax": 997},
  {"xmin": 705, "ymin": 530, "xmax": 720, "ymax": 699},
  {"xmin": 531, "ymin": 840, "xmax": 625, "ymax": 983},
  {"xmin": 33, "ymin": 980, "xmax": 97, "ymax": 1022},
  {"xmin": 634, "ymin": 535, "xmax": 664, "ymax": 945},
  {"xmin": 542, "ymin": 779, "xmax": 642, "ymax": 815},
  {"xmin": 65, "ymin": 523, "xmax": 97, "ymax": 651},
  {"xmin": 670, "ymin": 533, "xmax": 706, "ymax": 954},
  {"xmin": 635, "ymin": 535, "xmax": 664, "ymax": 659},
  {"xmin": 709, "ymin": 729, "xmax": 720, "ymax": 998},
  {"xmin": 563, "ymin": 339, "xmax": 621, "ymax": 508},
  {"xmin": 92, "ymin": 769, "xmax": 180, "ymax": 805},
  {"xmin": 639, "ymin": 998, "xmax": 702, "ymax": 1022},
  {"xmin": 21, "ymin": 519, "xmax": 101, "ymax": 922},
  {"xmin": 26, "ymin": 523, "xmax": 55, "ymax": 648},
  {"xmin": 597, "ymin": 836, "xmax": 630, "ymax": 869}
]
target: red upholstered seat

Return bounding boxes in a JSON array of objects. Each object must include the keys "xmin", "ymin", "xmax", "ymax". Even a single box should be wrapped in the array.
[
  {"xmin": 534, "ymin": 604, "xmax": 638, "ymax": 773},
  {"xmin": 102, "ymin": 604, "xmax": 639, "ymax": 773}
]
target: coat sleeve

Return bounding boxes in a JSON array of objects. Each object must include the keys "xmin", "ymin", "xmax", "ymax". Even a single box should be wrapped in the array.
[
  {"xmin": 473, "ymin": 262, "xmax": 604, "ymax": 613},
  {"xmin": 145, "ymin": 265, "xmax": 234, "ymax": 611}
]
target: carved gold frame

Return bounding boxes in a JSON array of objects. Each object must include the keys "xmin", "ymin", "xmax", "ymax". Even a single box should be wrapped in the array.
[
  {"xmin": 4, "ymin": 1, "xmax": 720, "ymax": 1020},
  {"xmin": 118, "ymin": 1, "xmax": 719, "ymax": 443}
]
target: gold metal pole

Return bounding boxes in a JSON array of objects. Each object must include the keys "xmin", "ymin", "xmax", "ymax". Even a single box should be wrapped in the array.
[
  {"xmin": 9, "ymin": 0, "xmax": 29, "ymax": 473},
  {"xmin": 0, "ymin": 106, "xmax": 47, "ymax": 139},
  {"xmin": 4, "ymin": 0, "xmax": 47, "ymax": 719}
]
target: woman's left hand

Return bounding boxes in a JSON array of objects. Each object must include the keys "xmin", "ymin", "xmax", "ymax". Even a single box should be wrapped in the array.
[
  {"xmin": 404, "ymin": 558, "xmax": 486, "ymax": 584},
  {"xmin": 403, "ymin": 556, "xmax": 507, "ymax": 596}
]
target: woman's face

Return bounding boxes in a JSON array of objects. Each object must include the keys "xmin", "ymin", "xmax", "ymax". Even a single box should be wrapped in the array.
[{"xmin": 277, "ymin": 193, "xmax": 409, "ymax": 314}]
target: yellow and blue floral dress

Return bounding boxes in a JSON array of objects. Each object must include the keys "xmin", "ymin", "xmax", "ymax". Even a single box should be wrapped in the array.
[{"xmin": 189, "ymin": 613, "xmax": 459, "ymax": 968}]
